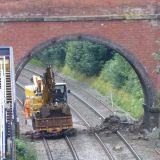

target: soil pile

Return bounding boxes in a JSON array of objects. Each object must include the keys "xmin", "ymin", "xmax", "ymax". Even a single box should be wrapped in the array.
[{"xmin": 89, "ymin": 115, "xmax": 132, "ymax": 135}]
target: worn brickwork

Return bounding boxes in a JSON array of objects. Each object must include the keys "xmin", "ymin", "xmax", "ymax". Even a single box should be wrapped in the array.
[
  {"xmin": 0, "ymin": 20, "xmax": 159, "ymax": 89},
  {"xmin": 0, "ymin": 0, "xmax": 159, "ymax": 90},
  {"xmin": 0, "ymin": 0, "xmax": 159, "ymax": 127},
  {"xmin": 0, "ymin": 0, "xmax": 159, "ymax": 17}
]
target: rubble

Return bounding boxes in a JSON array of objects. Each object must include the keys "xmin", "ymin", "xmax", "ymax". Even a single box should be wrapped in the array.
[
  {"xmin": 88, "ymin": 115, "xmax": 133, "ymax": 135},
  {"xmin": 128, "ymin": 118, "xmax": 144, "ymax": 133},
  {"xmin": 128, "ymin": 121, "xmax": 160, "ymax": 141},
  {"xmin": 86, "ymin": 114, "xmax": 160, "ymax": 143}
]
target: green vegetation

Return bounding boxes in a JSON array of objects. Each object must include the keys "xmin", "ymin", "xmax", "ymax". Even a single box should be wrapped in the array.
[
  {"xmin": 66, "ymin": 41, "xmax": 113, "ymax": 76},
  {"xmin": 99, "ymin": 54, "xmax": 143, "ymax": 99},
  {"xmin": 154, "ymin": 50, "xmax": 160, "ymax": 74},
  {"xmin": 30, "ymin": 58, "xmax": 44, "ymax": 67},
  {"xmin": 16, "ymin": 139, "xmax": 37, "ymax": 160},
  {"xmin": 61, "ymin": 63, "xmax": 143, "ymax": 119},
  {"xmin": 30, "ymin": 40, "xmax": 144, "ymax": 118},
  {"xmin": 31, "ymin": 43, "xmax": 66, "ymax": 69},
  {"xmin": 92, "ymin": 79, "xmax": 143, "ymax": 118}
]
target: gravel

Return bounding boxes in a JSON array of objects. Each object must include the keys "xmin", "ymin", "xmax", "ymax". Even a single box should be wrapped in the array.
[{"xmin": 16, "ymin": 64, "xmax": 160, "ymax": 160}]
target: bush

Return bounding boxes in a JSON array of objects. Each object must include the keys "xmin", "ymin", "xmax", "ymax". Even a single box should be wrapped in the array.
[
  {"xmin": 92, "ymin": 76, "xmax": 143, "ymax": 119},
  {"xmin": 30, "ymin": 41, "xmax": 144, "ymax": 118},
  {"xmin": 16, "ymin": 139, "xmax": 37, "ymax": 160},
  {"xmin": 65, "ymin": 41, "xmax": 113, "ymax": 76},
  {"xmin": 30, "ymin": 43, "xmax": 66, "ymax": 69},
  {"xmin": 99, "ymin": 53, "xmax": 143, "ymax": 99}
]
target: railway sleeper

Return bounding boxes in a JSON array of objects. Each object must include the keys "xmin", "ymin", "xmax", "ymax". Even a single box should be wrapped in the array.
[{"xmin": 27, "ymin": 128, "xmax": 77, "ymax": 140}]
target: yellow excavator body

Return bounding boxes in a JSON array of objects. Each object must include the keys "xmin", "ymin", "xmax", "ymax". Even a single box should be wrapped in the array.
[{"xmin": 24, "ymin": 66, "xmax": 75, "ymax": 137}]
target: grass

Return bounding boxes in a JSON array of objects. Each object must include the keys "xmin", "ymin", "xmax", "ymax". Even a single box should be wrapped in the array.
[
  {"xmin": 61, "ymin": 65, "xmax": 143, "ymax": 119},
  {"xmin": 16, "ymin": 138, "xmax": 37, "ymax": 160},
  {"xmin": 29, "ymin": 58, "xmax": 44, "ymax": 67},
  {"xmin": 29, "ymin": 61, "xmax": 143, "ymax": 119}
]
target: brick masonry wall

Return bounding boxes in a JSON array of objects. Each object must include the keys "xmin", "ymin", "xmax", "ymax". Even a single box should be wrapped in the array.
[
  {"xmin": 0, "ymin": 0, "xmax": 159, "ymax": 89},
  {"xmin": 0, "ymin": 0, "xmax": 159, "ymax": 17},
  {"xmin": 0, "ymin": 20, "xmax": 159, "ymax": 88}
]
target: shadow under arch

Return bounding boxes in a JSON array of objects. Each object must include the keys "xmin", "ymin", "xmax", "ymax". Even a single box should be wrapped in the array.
[{"xmin": 15, "ymin": 33, "xmax": 156, "ymax": 129}]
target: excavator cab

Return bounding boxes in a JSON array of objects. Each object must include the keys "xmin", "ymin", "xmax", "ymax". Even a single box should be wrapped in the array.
[{"xmin": 54, "ymin": 83, "xmax": 67, "ymax": 103}]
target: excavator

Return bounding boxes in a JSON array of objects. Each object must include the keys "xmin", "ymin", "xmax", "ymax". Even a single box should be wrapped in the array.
[{"xmin": 24, "ymin": 65, "xmax": 76, "ymax": 138}]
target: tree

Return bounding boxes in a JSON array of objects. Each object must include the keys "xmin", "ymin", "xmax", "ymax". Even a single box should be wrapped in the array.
[
  {"xmin": 100, "ymin": 54, "xmax": 130, "ymax": 88},
  {"xmin": 32, "ymin": 43, "xmax": 66, "ymax": 68},
  {"xmin": 99, "ymin": 53, "xmax": 143, "ymax": 98},
  {"xmin": 65, "ymin": 41, "xmax": 113, "ymax": 76}
]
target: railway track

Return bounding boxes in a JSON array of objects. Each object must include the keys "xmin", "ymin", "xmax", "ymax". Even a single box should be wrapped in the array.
[
  {"xmin": 17, "ymin": 81, "xmax": 112, "ymax": 159},
  {"xmin": 17, "ymin": 81, "xmax": 112, "ymax": 160},
  {"xmin": 17, "ymin": 97, "xmax": 54, "ymax": 160},
  {"xmin": 23, "ymin": 66, "xmax": 133, "ymax": 119},
  {"xmin": 17, "ymin": 78, "xmax": 112, "ymax": 159},
  {"xmin": 16, "ymin": 97, "xmax": 52, "ymax": 160},
  {"xmin": 64, "ymin": 136, "xmax": 79, "ymax": 160},
  {"xmin": 70, "ymin": 104, "xmax": 115, "ymax": 160},
  {"xmin": 17, "ymin": 95, "xmax": 81, "ymax": 160},
  {"xmin": 43, "ymin": 138, "xmax": 54, "ymax": 160},
  {"xmin": 70, "ymin": 92, "xmax": 142, "ymax": 159},
  {"xmin": 20, "ymin": 67, "xmax": 142, "ymax": 160},
  {"xmin": 43, "ymin": 136, "xmax": 80, "ymax": 160},
  {"xmin": 68, "ymin": 92, "xmax": 142, "ymax": 160}
]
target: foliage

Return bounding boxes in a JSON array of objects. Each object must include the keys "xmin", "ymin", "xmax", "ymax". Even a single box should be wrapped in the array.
[
  {"xmin": 62, "ymin": 64, "xmax": 97, "ymax": 83},
  {"xmin": 122, "ymin": 69, "xmax": 143, "ymax": 99},
  {"xmin": 99, "ymin": 53, "xmax": 143, "ymax": 99},
  {"xmin": 61, "ymin": 65, "xmax": 143, "ymax": 118},
  {"xmin": 30, "ymin": 41, "xmax": 143, "ymax": 118},
  {"xmin": 31, "ymin": 43, "xmax": 66, "ymax": 69},
  {"xmin": 62, "ymin": 51, "xmax": 143, "ymax": 118},
  {"xmin": 100, "ymin": 54, "xmax": 129, "ymax": 88},
  {"xmin": 65, "ymin": 41, "xmax": 114, "ymax": 76},
  {"xmin": 30, "ymin": 58, "xmax": 44, "ymax": 67},
  {"xmin": 16, "ymin": 139, "xmax": 37, "ymax": 160}
]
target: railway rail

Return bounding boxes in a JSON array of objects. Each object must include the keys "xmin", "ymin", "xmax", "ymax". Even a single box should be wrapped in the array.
[
  {"xmin": 23, "ymin": 67, "xmax": 132, "ymax": 118},
  {"xmin": 43, "ymin": 138, "xmax": 54, "ymax": 160},
  {"xmin": 16, "ymin": 81, "xmax": 110, "ymax": 160},
  {"xmin": 69, "ymin": 92, "xmax": 142, "ymax": 160},
  {"xmin": 16, "ymin": 97, "xmax": 53, "ymax": 160},
  {"xmin": 70, "ymin": 104, "xmax": 115, "ymax": 160},
  {"xmin": 64, "ymin": 136, "xmax": 79, "ymax": 160},
  {"xmin": 20, "ymin": 67, "xmax": 142, "ymax": 160},
  {"xmin": 17, "ymin": 97, "xmax": 54, "ymax": 160},
  {"xmin": 17, "ymin": 95, "xmax": 81, "ymax": 160}
]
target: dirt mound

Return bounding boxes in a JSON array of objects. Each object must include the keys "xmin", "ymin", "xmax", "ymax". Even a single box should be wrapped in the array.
[{"xmin": 89, "ymin": 115, "xmax": 132, "ymax": 135}]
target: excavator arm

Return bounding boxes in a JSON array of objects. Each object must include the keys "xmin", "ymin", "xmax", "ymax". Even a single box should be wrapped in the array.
[{"xmin": 42, "ymin": 65, "xmax": 55, "ymax": 104}]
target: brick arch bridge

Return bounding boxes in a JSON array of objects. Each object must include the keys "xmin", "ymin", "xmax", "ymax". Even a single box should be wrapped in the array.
[{"xmin": 0, "ymin": 0, "xmax": 160, "ymax": 128}]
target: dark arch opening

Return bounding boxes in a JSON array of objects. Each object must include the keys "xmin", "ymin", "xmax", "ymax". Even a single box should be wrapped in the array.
[{"xmin": 15, "ymin": 34, "xmax": 156, "ymax": 128}]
